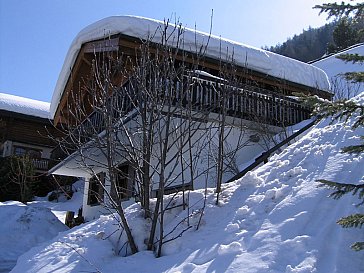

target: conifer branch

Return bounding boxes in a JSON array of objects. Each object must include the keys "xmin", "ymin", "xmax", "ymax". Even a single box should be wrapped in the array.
[
  {"xmin": 314, "ymin": 2, "xmax": 364, "ymax": 19},
  {"xmin": 342, "ymin": 71, "xmax": 364, "ymax": 83},
  {"xmin": 336, "ymin": 53, "xmax": 364, "ymax": 64},
  {"xmin": 351, "ymin": 242, "xmax": 364, "ymax": 251},
  {"xmin": 341, "ymin": 143, "xmax": 364, "ymax": 153},
  {"xmin": 313, "ymin": 99, "xmax": 364, "ymax": 129},
  {"xmin": 337, "ymin": 213, "xmax": 364, "ymax": 228},
  {"xmin": 317, "ymin": 179, "xmax": 364, "ymax": 200}
]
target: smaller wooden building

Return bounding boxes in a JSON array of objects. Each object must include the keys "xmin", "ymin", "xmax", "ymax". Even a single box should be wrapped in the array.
[{"xmin": 0, "ymin": 92, "xmax": 60, "ymax": 198}]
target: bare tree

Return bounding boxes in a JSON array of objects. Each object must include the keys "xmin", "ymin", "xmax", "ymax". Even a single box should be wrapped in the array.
[
  {"xmin": 51, "ymin": 18, "xmax": 281, "ymax": 257},
  {"xmin": 331, "ymin": 74, "xmax": 362, "ymax": 100},
  {"xmin": 9, "ymin": 155, "xmax": 36, "ymax": 203}
]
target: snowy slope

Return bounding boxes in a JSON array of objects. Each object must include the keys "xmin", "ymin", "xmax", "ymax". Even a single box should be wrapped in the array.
[
  {"xmin": 50, "ymin": 15, "xmax": 330, "ymax": 118},
  {"xmin": 312, "ymin": 43, "xmax": 364, "ymax": 99},
  {"xmin": 10, "ymin": 95, "xmax": 364, "ymax": 272},
  {"xmin": 0, "ymin": 92, "xmax": 50, "ymax": 119}
]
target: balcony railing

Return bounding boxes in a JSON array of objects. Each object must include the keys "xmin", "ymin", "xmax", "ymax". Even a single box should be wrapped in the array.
[
  {"xmin": 52, "ymin": 77, "xmax": 312, "ymax": 161},
  {"xmin": 189, "ymin": 78, "xmax": 311, "ymax": 126},
  {"xmin": 32, "ymin": 158, "xmax": 50, "ymax": 171}
]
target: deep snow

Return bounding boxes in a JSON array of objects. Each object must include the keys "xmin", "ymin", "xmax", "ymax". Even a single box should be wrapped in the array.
[
  {"xmin": 8, "ymin": 94, "xmax": 364, "ymax": 272},
  {"xmin": 29, "ymin": 180, "xmax": 84, "ymax": 223},
  {"xmin": 0, "ymin": 202, "xmax": 67, "ymax": 273}
]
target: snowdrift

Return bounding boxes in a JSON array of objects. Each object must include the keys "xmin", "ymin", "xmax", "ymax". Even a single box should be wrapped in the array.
[
  {"xmin": 11, "ymin": 96, "xmax": 364, "ymax": 272},
  {"xmin": 0, "ymin": 202, "xmax": 67, "ymax": 272}
]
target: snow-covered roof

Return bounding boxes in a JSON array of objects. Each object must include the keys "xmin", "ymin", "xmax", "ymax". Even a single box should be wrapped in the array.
[
  {"xmin": 311, "ymin": 43, "xmax": 364, "ymax": 99},
  {"xmin": 50, "ymin": 15, "xmax": 330, "ymax": 118},
  {"xmin": 0, "ymin": 92, "xmax": 50, "ymax": 119}
]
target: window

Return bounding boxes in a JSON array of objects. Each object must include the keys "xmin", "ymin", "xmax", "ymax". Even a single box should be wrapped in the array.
[
  {"xmin": 110, "ymin": 165, "xmax": 130, "ymax": 201},
  {"xmin": 28, "ymin": 149, "xmax": 42, "ymax": 159},
  {"xmin": 13, "ymin": 146, "xmax": 42, "ymax": 158},
  {"xmin": 87, "ymin": 172, "xmax": 105, "ymax": 206},
  {"xmin": 14, "ymin": 146, "xmax": 26, "ymax": 156}
]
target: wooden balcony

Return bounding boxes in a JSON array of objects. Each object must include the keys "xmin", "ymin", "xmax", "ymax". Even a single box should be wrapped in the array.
[
  {"xmin": 51, "ymin": 77, "xmax": 312, "ymax": 161},
  {"xmin": 188, "ymin": 78, "xmax": 311, "ymax": 126}
]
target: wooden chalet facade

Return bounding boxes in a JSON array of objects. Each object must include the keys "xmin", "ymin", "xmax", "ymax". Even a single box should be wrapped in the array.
[
  {"xmin": 0, "ymin": 109, "xmax": 52, "ymax": 171},
  {"xmin": 0, "ymin": 93, "xmax": 62, "ymax": 198},
  {"xmin": 51, "ymin": 33, "xmax": 331, "ymax": 128},
  {"xmin": 48, "ymin": 16, "xmax": 333, "ymax": 220}
]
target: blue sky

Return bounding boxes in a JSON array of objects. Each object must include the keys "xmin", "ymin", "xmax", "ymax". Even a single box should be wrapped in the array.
[{"xmin": 0, "ymin": 0, "xmax": 330, "ymax": 103}]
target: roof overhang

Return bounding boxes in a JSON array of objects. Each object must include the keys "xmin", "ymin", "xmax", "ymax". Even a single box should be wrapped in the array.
[{"xmin": 50, "ymin": 16, "xmax": 331, "ymax": 121}]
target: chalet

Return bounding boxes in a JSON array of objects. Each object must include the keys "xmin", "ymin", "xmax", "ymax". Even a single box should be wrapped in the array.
[
  {"xmin": 311, "ymin": 43, "xmax": 364, "ymax": 99},
  {"xmin": 0, "ymin": 92, "xmax": 58, "ymax": 198},
  {"xmin": 48, "ymin": 16, "xmax": 332, "ymax": 220}
]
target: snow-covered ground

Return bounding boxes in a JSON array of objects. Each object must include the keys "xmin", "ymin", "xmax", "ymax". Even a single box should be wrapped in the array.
[
  {"xmin": 0, "ymin": 202, "xmax": 67, "ymax": 273},
  {"xmin": 0, "ymin": 94, "xmax": 364, "ymax": 273},
  {"xmin": 4, "ymin": 94, "xmax": 363, "ymax": 272},
  {"xmin": 29, "ymin": 180, "xmax": 84, "ymax": 223},
  {"xmin": 0, "ymin": 181, "xmax": 84, "ymax": 272}
]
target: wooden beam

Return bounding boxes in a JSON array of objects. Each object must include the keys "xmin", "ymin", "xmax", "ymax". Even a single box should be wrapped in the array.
[{"xmin": 54, "ymin": 46, "xmax": 90, "ymax": 125}]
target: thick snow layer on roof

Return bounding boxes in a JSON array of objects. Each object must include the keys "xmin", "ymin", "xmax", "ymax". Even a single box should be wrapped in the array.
[
  {"xmin": 312, "ymin": 43, "xmax": 364, "ymax": 99},
  {"xmin": 50, "ymin": 16, "xmax": 330, "ymax": 118},
  {"xmin": 0, "ymin": 92, "xmax": 50, "ymax": 119}
]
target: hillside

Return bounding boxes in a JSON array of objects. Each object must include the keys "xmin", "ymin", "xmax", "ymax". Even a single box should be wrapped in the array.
[
  {"xmin": 264, "ymin": 22, "xmax": 337, "ymax": 62},
  {"xmin": 7, "ymin": 93, "xmax": 364, "ymax": 273},
  {"xmin": 266, "ymin": 19, "xmax": 363, "ymax": 62}
]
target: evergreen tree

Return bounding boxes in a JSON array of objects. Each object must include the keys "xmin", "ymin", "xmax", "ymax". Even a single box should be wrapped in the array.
[
  {"xmin": 266, "ymin": 22, "xmax": 337, "ymax": 62},
  {"xmin": 314, "ymin": 1, "xmax": 364, "ymax": 251},
  {"xmin": 327, "ymin": 17, "xmax": 359, "ymax": 53}
]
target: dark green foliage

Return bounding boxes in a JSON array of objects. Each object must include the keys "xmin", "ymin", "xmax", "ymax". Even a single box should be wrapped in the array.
[
  {"xmin": 338, "ymin": 214, "xmax": 364, "ymax": 250},
  {"xmin": 336, "ymin": 49, "xmax": 364, "ymax": 83},
  {"xmin": 351, "ymin": 242, "xmax": 364, "ymax": 251},
  {"xmin": 327, "ymin": 17, "xmax": 361, "ymax": 53},
  {"xmin": 343, "ymin": 71, "xmax": 364, "ymax": 83},
  {"xmin": 267, "ymin": 3, "xmax": 364, "ymax": 62},
  {"xmin": 265, "ymin": 22, "xmax": 337, "ymax": 62},
  {"xmin": 317, "ymin": 179, "xmax": 364, "ymax": 203},
  {"xmin": 337, "ymin": 214, "xmax": 364, "ymax": 228},
  {"xmin": 317, "ymin": 168, "xmax": 364, "ymax": 252},
  {"xmin": 313, "ymin": 95, "xmax": 364, "ymax": 252},
  {"xmin": 337, "ymin": 53, "xmax": 364, "ymax": 82},
  {"xmin": 313, "ymin": 99, "xmax": 364, "ymax": 128},
  {"xmin": 336, "ymin": 53, "xmax": 364, "ymax": 63},
  {"xmin": 342, "ymin": 142, "xmax": 364, "ymax": 154}
]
